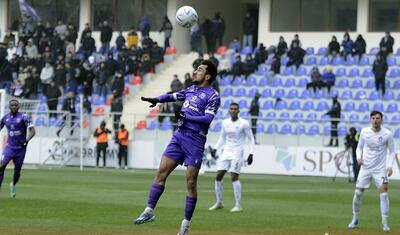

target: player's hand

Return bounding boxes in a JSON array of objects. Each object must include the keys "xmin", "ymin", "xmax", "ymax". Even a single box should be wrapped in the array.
[
  {"xmin": 175, "ymin": 110, "xmax": 186, "ymax": 120},
  {"xmin": 247, "ymin": 154, "xmax": 253, "ymax": 165},
  {"xmin": 357, "ymin": 159, "xmax": 363, "ymax": 166},
  {"xmin": 210, "ymin": 148, "xmax": 217, "ymax": 159},
  {"xmin": 387, "ymin": 167, "xmax": 393, "ymax": 177},
  {"xmin": 21, "ymin": 140, "xmax": 28, "ymax": 148},
  {"xmin": 141, "ymin": 96, "xmax": 158, "ymax": 108}
]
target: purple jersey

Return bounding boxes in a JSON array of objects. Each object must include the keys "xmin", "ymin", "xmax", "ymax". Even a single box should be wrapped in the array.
[
  {"xmin": 0, "ymin": 112, "xmax": 33, "ymax": 150},
  {"xmin": 158, "ymin": 85, "xmax": 220, "ymax": 134}
]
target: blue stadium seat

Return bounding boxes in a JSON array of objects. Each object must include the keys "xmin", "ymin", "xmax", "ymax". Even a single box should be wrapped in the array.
[
  {"xmin": 351, "ymin": 79, "xmax": 363, "ymax": 88},
  {"xmin": 241, "ymin": 46, "xmax": 252, "ymax": 55},
  {"xmin": 265, "ymin": 111, "xmax": 276, "ymax": 120},
  {"xmin": 362, "ymin": 68, "xmax": 373, "ymax": 77},
  {"xmin": 279, "ymin": 124, "xmax": 293, "ymax": 134},
  {"xmin": 220, "ymin": 76, "xmax": 231, "ymax": 86},
  {"xmin": 262, "ymin": 88, "xmax": 272, "ymax": 98},
  {"xmin": 232, "ymin": 76, "xmax": 244, "ymax": 86},
  {"xmin": 289, "ymin": 100, "xmax": 301, "ymax": 110},
  {"xmin": 258, "ymin": 77, "xmax": 269, "ymax": 86},
  {"xmin": 223, "ymin": 99, "xmax": 234, "ymax": 108},
  {"xmin": 287, "ymin": 89, "xmax": 299, "ymax": 99},
  {"xmin": 368, "ymin": 91, "xmax": 380, "ymax": 100},
  {"xmin": 262, "ymin": 100, "xmax": 274, "ymax": 109},
  {"xmin": 244, "ymin": 76, "xmax": 257, "ymax": 86},
  {"xmin": 335, "ymin": 68, "xmax": 346, "ymax": 77},
  {"xmin": 159, "ymin": 120, "xmax": 173, "ymax": 131},
  {"xmin": 359, "ymin": 56, "xmax": 370, "ymax": 66},
  {"xmin": 302, "ymin": 101, "xmax": 314, "ymax": 111},
  {"xmin": 307, "ymin": 125, "xmax": 320, "ymax": 135},
  {"xmin": 345, "ymin": 56, "xmax": 355, "ymax": 66},
  {"xmin": 386, "ymin": 103, "xmax": 398, "ymax": 113},
  {"xmin": 332, "ymin": 56, "xmax": 342, "ymax": 66},
  {"xmin": 40, "ymin": 96, "xmax": 47, "ymax": 103},
  {"xmin": 365, "ymin": 80, "xmax": 375, "ymax": 89},
  {"xmin": 313, "ymin": 90, "xmax": 324, "ymax": 99},
  {"xmin": 368, "ymin": 47, "xmax": 379, "ymax": 55},
  {"xmin": 348, "ymin": 68, "xmax": 360, "ymax": 77},
  {"xmin": 266, "ymin": 123, "xmax": 278, "ymax": 134},
  {"xmin": 319, "ymin": 57, "xmax": 329, "ymax": 65},
  {"xmin": 234, "ymin": 88, "xmax": 246, "ymax": 97},
  {"xmin": 222, "ymin": 88, "xmax": 233, "ymax": 97},
  {"xmin": 372, "ymin": 103, "xmax": 384, "ymax": 112},
  {"xmin": 391, "ymin": 115, "xmax": 400, "ymax": 124},
  {"xmin": 354, "ymin": 90, "xmax": 367, "ymax": 100},
  {"xmin": 238, "ymin": 100, "xmax": 248, "ymax": 108},
  {"xmin": 348, "ymin": 114, "xmax": 360, "ymax": 122},
  {"xmin": 281, "ymin": 56, "xmax": 289, "ymax": 65},
  {"xmin": 306, "ymin": 113, "xmax": 317, "ymax": 122},
  {"xmin": 340, "ymin": 90, "xmax": 353, "ymax": 100},
  {"xmin": 147, "ymin": 120, "xmax": 159, "ymax": 130},
  {"xmin": 358, "ymin": 102, "xmax": 370, "ymax": 112},
  {"xmin": 284, "ymin": 78, "xmax": 295, "ymax": 87},
  {"xmin": 95, "ymin": 96, "xmax": 105, "ymax": 105},
  {"xmin": 394, "ymin": 128, "xmax": 400, "ymax": 139},
  {"xmin": 300, "ymin": 90, "xmax": 311, "ymax": 99},
  {"xmin": 306, "ymin": 57, "xmax": 317, "ymax": 65},
  {"xmin": 344, "ymin": 102, "xmax": 355, "ymax": 112},
  {"xmin": 210, "ymin": 122, "xmax": 222, "ymax": 132},
  {"xmin": 37, "ymin": 104, "xmax": 47, "ymax": 114},
  {"xmin": 255, "ymin": 67, "xmax": 269, "ymax": 75},
  {"xmin": 337, "ymin": 79, "xmax": 349, "ymax": 88},
  {"xmin": 270, "ymin": 78, "xmax": 282, "ymax": 87},
  {"xmin": 306, "ymin": 47, "xmax": 314, "ymax": 55},
  {"xmin": 383, "ymin": 91, "xmax": 394, "ymax": 101},
  {"xmin": 297, "ymin": 78, "xmax": 308, "ymax": 87},
  {"xmin": 320, "ymin": 114, "xmax": 331, "ymax": 122},
  {"xmin": 256, "ymin": 123, "xmax": 265, "ymax": 133},
  {"xmin": 388, "ymin": 68, "xmax": 400, "ymax": 78},
  {"xmin": 296, "ymin": 67, "xmax": 307, "ymax": 76},
  {"xmin": 385, "ymin": 80, "xmax": 391, "ymax": 89},
  {"xmin": 294, "ymin": 125, "xmax": 306, "ymax": 135},
  {"xmin": 274, "ymin": 88, "xmax": 285, "ymax": 98},
  {"xmin": 274, "ymin": 100, "xmax": 287, "ymax": 110},
  {"xmin": 48, "ymin": 117, "xmax": 57, "ymax": 126},
  {"xmin": 362, "ymin": 114, "xmax": 370, "ymax": 123},
  {"xmin": 393, "ymin": 80, "xmax": 400, "ymax": 89},
  {"xmin": 338, "ymin": 126, "xmax": 347, "ymax": 136},
  {"xmin": 387, "ymin": 57, "xmax": 397, "ymax": 66},
  {"xmin": 323, "ymin": 125, "xmax": 331, "ymax": 136},
  {"xmin": 279, "ymin": 112, "xmax": 290, "ymax": 122},
  {"xmin": 293, "ymin": 112, "xmax": 304, "ymax": 122},
  {"xmin": 35, "ymin": 117, "xmax": 46, "ymax": 126},
  {"xmin": 282, "ymin": 67, "xmax": 292, "ymax": 76},
  {"xmin": 316, "ymin": 101, "xmax": 329, "ymax": 111},
  {"xmin": 317, "ymin": 47, "xmax": 327, "ymax": 55},
  {"xmin": 328, "ymin": 89, "xmax": 339, "ymax": 98},
  {"xmin": 239, "ymin": 111, "xmax": 250, "ymax": 119},
  {"xmin": 247, "ymin": 88, "xmax": 259, "ymax": 97}
]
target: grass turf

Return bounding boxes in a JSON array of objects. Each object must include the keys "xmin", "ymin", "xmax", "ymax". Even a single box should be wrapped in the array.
[{"xmin": 0, "ymin": 167, "xmax": 398, "ymax": 235}]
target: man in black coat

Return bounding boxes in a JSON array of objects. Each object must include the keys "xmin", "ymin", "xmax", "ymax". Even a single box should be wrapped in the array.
[
  {"xmin": 249, "ymin": 93, "xmax": 260, "ymax": 144},
  {"xmin": 379, "ymin": 31, "xmax": 394, "ymax": 57},
  {"xmin": 325, "ymin": 96, "xmax": 341, "ymax": 147},
  {"xmin": 211, "ymin": 12, "xmax": 225, "ymax": 50},
  {"xmin": 243, "ymin": 12, "xmax": 256, "ymax": 49},
  {"xmin": 100, "ymin": 21, "xmax": 113, "ymax": 54},
  {"xmin": 286, "ymin": 42, "xmax": 305, "ymax": 69},
  {"xmin": 372, "ymin": 54, "xmax": 388, "ymax": 96},
  {"xmin": 81, "ymin": 32, "xmax": 95, "ymax": 60}
]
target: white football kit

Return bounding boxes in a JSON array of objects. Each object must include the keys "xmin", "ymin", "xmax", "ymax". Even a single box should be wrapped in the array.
[
  {"xmin": 214, "ymin": 117, "xmax": 255, "ymax": 174},
  {"xmin": 356, "ymin": 127, "xmax": 395, "ymax": 189}
]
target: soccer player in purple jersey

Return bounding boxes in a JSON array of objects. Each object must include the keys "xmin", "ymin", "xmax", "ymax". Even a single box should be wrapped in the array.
[
  {"xmin": 134, "ymin": 60, "xmax": 220, "ymax": 235},
  {"xmin": 0, "ymin": 99, "xmax": 35, "ymax": 198}
]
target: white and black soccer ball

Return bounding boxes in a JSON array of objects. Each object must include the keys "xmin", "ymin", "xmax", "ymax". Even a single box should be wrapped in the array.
[{"xmin": 176, "ymin": 6, "xmax": 198, "ymax": 28}]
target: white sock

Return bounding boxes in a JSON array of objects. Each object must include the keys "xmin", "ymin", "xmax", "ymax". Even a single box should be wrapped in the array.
[
  {"xmin": 215, "ymin": 180, "xmax": 223, "ymax": 203},
  {"xmin": 352, "ymin": 190, "xmax": 363, "ymax": 220},
  {"xmin": 232, "ymin": 180, "xmax": 241, "ymax": 207},
  {"xmin": 380, "ymin": 192, "xmax": 389, "ymax": 225}
]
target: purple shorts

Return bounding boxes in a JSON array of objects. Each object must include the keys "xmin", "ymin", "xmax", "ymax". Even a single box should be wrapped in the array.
[
  {"xmin": 163, "ymin": 127, "xmax": 206, "ymax": 169},
  {"xmin": 1, "ymin": 147, "xmax": 26, "ymax": 169}
]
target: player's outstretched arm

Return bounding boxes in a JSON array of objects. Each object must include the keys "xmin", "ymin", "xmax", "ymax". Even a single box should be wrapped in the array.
[{"xmin": 141, "ymin": 97, "xmax": 159, "ymax": 108}]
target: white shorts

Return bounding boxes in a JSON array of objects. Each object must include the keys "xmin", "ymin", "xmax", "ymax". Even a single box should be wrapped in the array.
[
  {"xmin": 216, "ymin": 158, "xmax": 243, "ymax": 174},
  {"xmin": 356, "ymin": 168, "xmax": 388, "ymax": 189}
]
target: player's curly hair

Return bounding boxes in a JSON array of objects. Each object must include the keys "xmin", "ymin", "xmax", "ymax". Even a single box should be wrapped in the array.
[{"xmin": 201, "ymin": 60, "xmax": 217, "ymax": 84}]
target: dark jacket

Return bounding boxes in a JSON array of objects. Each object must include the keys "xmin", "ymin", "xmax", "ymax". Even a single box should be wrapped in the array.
[
  {"xmin": 249, "ymin": 97, "xmax": 260, "ymax": 116},
  {"xmin": 111, "ymin": 76, "xmax": 125, "ymax": 96},
  {"xmin": 243, "ymin": 16, "xmax": 256, "ymax": 35},
  {"xmin": 353, "ymin": 37, "xmax": 366, "ymax": 56},
  {"xmin": 82, "ymin": 36, "xmax": 95, "ymax": 52},
  {"xmin": 326, "ymin": 101, "xmax": 341, "ymax": 119},
  {"xmin": 379, "ymin": 35, "xmax": 394, "ymax": 54},
  {"xmin": 372, "ymin": 59, "xmax": 388, "ymax": 79},
  {"xmin": 328, "ymin": 41, "xmax": 340, "ymax": 54},
  {"xmin": 100, "ymin": 25, "xmax": 113, "ymax": 43}
]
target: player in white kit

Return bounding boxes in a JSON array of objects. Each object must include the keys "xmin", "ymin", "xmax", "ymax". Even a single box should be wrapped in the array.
[
  {"xmin": 208, "ymin": 102, "xmax": 255, "ymax": 212},
  {"xmin": 348, "ymin": 111, "xmax": 395, "ymax": 232}
]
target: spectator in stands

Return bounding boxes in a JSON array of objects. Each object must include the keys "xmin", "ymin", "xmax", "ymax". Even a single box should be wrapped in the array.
[
  {"xmin": 242, "ymin": 54, "xmax": 256, "ymax": 80},
  {"xmin": 38, "ymin": 32, "xmax": 50, "ymax": 55},
  {"xmin": 286, "ymin": 42, "xmax": 305, "ymax": 69},
  {"xmin": 202, "ymin": 19, "xmax": 213, "ymax": 53},
  {"xmin": 23, "ymin": 70, "xmax": 38, "ymax": 99},
  {"xmin": 325, "ymin": 95, "xmax": 341, "ymax": 147},
  {"xmin": 379, "ymin": 31, "xmax": 394, "ymax": 58},
  {"xmin": 353, "ymin": 34, "xmax": 366, "ymax": 61},
  {"xmin": 54, "ymin": 20, "xmax": 67, "ymax": 40},
  {"xmin": 139, "ymin": 15, "xmax": 151, "ymax": 38},
  {"xmin": 321, "ymin": 66, "xmax": 336, "ymax": 92},
  {"xmin": 112, "ymin": 69, "xmax": 125, "ymax": 97},
  {"xmin": 115, "ymin": 123, "xmax": 129, "ymax": 169},
  {"xmin": 106, "ymin": 52, "xmax": 119, "ymax": 86},
  {"xmin": 306, "ymin": 67, "xmax": 324, "ymax": 93},
  {"xmin": 254, "ymin": 43, "xmax": 268, "ymax": 66},
  {"xmin": 0, "ymin": 56, "xmax": 12, "ymax": 93},
  {"xmin": 228, "ymin": 37, "xmax": 241, "ymax": 52},
  {"xmin": 211, "ymin": 12, "xmax": 225, "ymax": 49},
  {"xmin": 328, "ymin": 35, "xmax": 340, "ymax": 59},
  {"xmin": 80, "ymin": 23, "xmax": 92, "ymax": 44},
  {"xmin": 140, "ymin": 54, "xmax": 153, "ymax": 75},
  {"xmin": 66, "ymin": 24, "xmax": 78, "ymax": 46},
  {"xmin": 25, "ymin": 39, "xmax": 38, "ymax": 59},
  {"xmin": 81, "ymin": 59, "xmax": 95, "ymax": 113},
  {"xmin": 290, "ymin": 34, "xmax": 301, "ymax": 49},
  {"xmin": 3, "ymin": 29, "xmax": 15, "ymax": 45},
  {"xmin": 100, "ymin": 20, "xmax": 113, "ymax": 54},
  {"xmin": 231, "ymin": 55, "xmax": 243, "ymax": 83},
  {"xmin": 115, "ymin": 31, "xmax": 126, "ymax": 51},
  {"xmin": 40, "ymin": 61, "xmax": 54, "ymax": 95},
  {"xmin": 249, "ymin": 92, "xmax": 260, "ymax": 144},
  {"xmin": 170, "ymin": 74, "xmax": 183, "ymax": 92},
  {"xmin": 127, "ymin": 27, "xmax": 139, "ymax": 49},
  {"xmin": 111, "ymin": 94, "xmax": 124, "ymax": 131},
  {"xmin": 192, "ymin": 54, "xmax": 204, "ymax": 71},
  {"xmin": 160, "ymin": 16, "xmax": 173, "ymax": 48},
  {"xmin": 276, "ymin": 36, "xmax": 288, "ymax": 57},
  {"xmin": 54, "ymin": 61, "xmax": 66, "ymax": 92},
  {"xmin": 6, "ymin": 42, "xmax": 17, "ymax": 61},
  {"xmin": 96, "ymin": 62, "xmax": 109, "ymax": 100},
  {"xmin": 270, "ymin": 55, "xmax": 281, "ymax": 76},
  {"xmin": 65, "ymin": 39, "xmax": 75, "ymax": 58},
  {"xmin": 11, "ymin": 79, "xmax": 23, "ymax": 97},
  {"xmin": 57, "ymin": 91, "xmax": 76, "ymax": 137},
  {"xmin": 372, "ymin": 54, "xmax": 388, "ymax": 96},
  {"xmin": 183, "ymin": 72, "xmax": 194, "ymax": 88},
  {"xmin": 45, "ymin": 80, "xmax": 62, "ymax": 118},
  {"xmin": 150, "ymin": 42, "xmax": 164, "ymax": 68},
  {"xmin": 242, "ymin": 12, "xmax": 256, "ymax": 49},
  {"xmin": 341, "ymin": 34, "xmax": 353, "ymax": 60},
  {"xmin": 94, "ymin": 121, "xmax": 111, "ymax": 168},
  {"xmin": 190, "ymin": 22, "xmax": 202, "ymax": 53},
  {"xmin": 81, "ymin": 31, "xmax": 95, "ymax": 60},
  {"xmin": 217, "ymin": 53, "xmax": 231, "ymax": 77}
]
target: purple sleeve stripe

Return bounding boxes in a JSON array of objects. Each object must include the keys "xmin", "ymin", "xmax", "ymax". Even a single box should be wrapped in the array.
[{"xmin": 205, "ymin": 110, "xmax": 215, "ymax": 116}]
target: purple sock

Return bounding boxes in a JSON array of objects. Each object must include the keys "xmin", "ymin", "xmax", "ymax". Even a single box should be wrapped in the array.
[
  {"xmin": 184, "ymin": 196, "xmax": 197, "ymax": 221},
  {"xmin": 147, "ymin": 183, "xmax": 165, "ymax": 209}
]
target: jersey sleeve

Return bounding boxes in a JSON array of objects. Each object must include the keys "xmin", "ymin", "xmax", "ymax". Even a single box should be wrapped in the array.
[
  {"xmin": 23, "ymin": 114, "xmax": 34, "ymax": 128},
  {"xmin": 157, "ymin": 89, "xmax": 186, "ymax": 103},
  {"xmin": 356, "ymin": 129, "xmax": 365, "ymax": 161},
  {"xmin": 386, "ymin": 132, "xmax": 396, "ymax": 168},
  {"xmin": 244, "ymin": 121, "xmax": 255, "ymax": 155},
  {"xmin": 205, "ymin": 92, "xmax": 221, "ymax": 116}
]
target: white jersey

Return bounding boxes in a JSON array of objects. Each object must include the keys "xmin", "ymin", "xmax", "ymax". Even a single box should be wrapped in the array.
[
  {"xmin": 356, "ymin": 127, "xmax": 395, "ymax": 172},
  {"xmin": 214, "ymin": 117, "xmax": 255, "ymax": 160}
]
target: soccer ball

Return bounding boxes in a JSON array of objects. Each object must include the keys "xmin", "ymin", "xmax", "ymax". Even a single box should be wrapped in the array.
[{"xmin": 176, "ymin": 6, "xmax": 198, "ymax": 28}]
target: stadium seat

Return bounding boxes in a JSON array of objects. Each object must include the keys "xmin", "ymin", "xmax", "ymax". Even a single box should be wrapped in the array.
[
  {"xmin": 348, "ymin": 68, "xmax": 360, "ymax": 77},
  {"xmin": 328, "ymin": 89, "xmax": 339, "ymax": 99},
  {"xmin": 148, "ymin": 109, "xmax": 160, "ymax": 118},
  {"xmin": 220, "ymin": 76, "xmax": 231, "ymax": 86},
  {"xmin": 146, "ymin": 120, "xmax": 158, "ymax": 130},
  {"xmin": 159, "ymin": 120, "xmax": 173, "ymax": 131},
  {"xmin": 274, "ymin": 88, "xmax": 285, "ymax": 98},
  {"xmin": 383, "ymin": 91, "xmax": 394, "ymax": 101},
  {"xmin": 106, "ymin": 97, "xmax": 113, "ymax": 105},
  {"xmin": 316, "ymin": 101, "xmax": 329, "ymax": 111},
  {"xmin": 279, "ymin": 124, "xmax": 292, "ymax": 134},
  {"xmin": 275, "ymin": 100, "xmax": 286, "ymax": 110},
  {"xmin": 388, "ymin": 68, "xmax": 400, "ymax": 78},
  {"xmin": 255, "ymin": 66, "xmax": 269, "ymax": 75},
  {"xmin": 216, "ymin": 46, "xmax": 228, "ymax": 54},
  {"xmin": 35, "ymin": 117, "xmax": 46, "ymax": 126},
  {"xmin": 282, "ymin": 67, "xmax": 292, "ymax": 76},
  {"xmin": 265, "ymin": 111, "xmax": 276, "ymax": 120},
  {"xmin": 319, "ymin": 57, "xmax": 329, "ymax": 65},
  {"xmin": 320, "ymin": 114, "xmax": 331, "ymax": 122},
  {"xmin": 270, "ymin": 78, "xmax": 282, "ymax": 87},
  {"xmin": 372, "ymin": 103, "xmax": 384, "ymax": 112},
  {"xmin": 294, "ymin": 124, "xmax": 306, "ymax": 135},
  {"xmin": 368, "ymin": 47, "xmax": 379, "ymax": 55},
  {"xmin": 306, "ymin": 113, "xmax": 317, "ymax": 122},
  {"xmin": 286, "ymin": 89, "xmax": 299, "ymax": 99},
  {"xmin": 387, "ymin": 57, "xmax": 397, "ymax": 66},
  {"xmin": 337, "ymin": 79, "xmax": 349, "ymax": 88},
  {"xmin": 262, "ymin": 100, "xmax": 274, "ymax": 110},
  {"xmin": 266, "ymin": 123, "xmax": 278, "ymax": 134},
  {"xmin": 239, "ymin": 111, "xmax": 250, "ymax": 119},
  {"xmin": 343, "ymin": 102, "xmax": 355, "ymax": 112},
  {"xmin": 238, "ymin": 100, "xmax": 248, "ymax": 109},
  {"xmin": 354, "ymin": 90, "xmax": 367, "ymax": 100},
  {"xmin": 130, "ymin": 76, "xmax": 142, "ymax": 85},
  {"xmin": 289, "ymin": 100, "xmax": 301, "ymax": 110},
  {"xmin": 258, "ymin": 77, "xmax": 269, "ymax": 86},
  {"xmin": 386, "ymin": 103, "xmax": 398, "ymax": 113},
  {"xmin": 222, "ymin": 88, "xmax": 233, "ymax": 97},
  {"xmin": 365, "ymin": 80, "xmax": 375, "ymax": 89},
  {"xmin": 323, "ymin": 125, "xmax": 331, "ymax": 136},
  {"xmin": 312, "ymin": 90, "xmax": 324, "ymax": 99},
  {"xmin": 241, "ymin": 46, "xmax": 252, "ymax": 55},
  {"xmin": 234, "ymin": 88, "xmax": 246, "ymax": 97},
  {"xmin": 93, "ymin": 107, "xmax": 105, "ymax": 116},
  {"xmin": 362, "ymin": 114, "xmax": 370, "ymax": 123},
  {"xmin": 262, "ymin": 88, "xmax": 272, "ymax": 98},
  {"xmin": 284, "ymin": 78, "xmax": 295, "ymax": 87},
  {"xmin": 297, "ymin": 78, "xmax": 308, "ymax": 87},
  {"xmin": 338, "ymin": 126, "xmax": 347, "ymax": 136},
  {"xmin": 345, "ymin": 56, "xmax": 355, "ymax": 66},
  {"xmin": 390, "ymin": 115, "xmax": 400, "ymax": 124},
  {"xmin": 37, "ymin": 104, "xmax": 47, "ymax": 115},
  {"xmin": 394, "ymin": 128, "xmax": 400, "ymax": 138},
  {"xmin": 362, "ymin": 68, "xmax": 373, "ymax": 77},
  {"xmin": 293, "ymin": 112, "xmax": 304, "ymax": 122},
  {"xmin": 306, "ymin": 47, "xmax": 314, "ymax": 55},
  {"xmin": 340, "ymin": 90, "xmax": 353, "ymax": 100},
  {"xmin": 48, "ymin": 117, "xmax": 57, "ymax": 126},
  {"xmin": 393, "ymin": 80, "xmax": 400, "ymax": 89},
  {"xmin": 279, "ymin": 112, "xmax": 291, "ymax": 121},
  {"xmin": 123, "ymin": 86, "xmax": 129, "ymax": 95},
  {"xmin": 307, "ymin": 125, "xmax": 320, "ymax": 135},
  {"xmin": 348, "ymin": 114, "xmax": 360, "ymax": 122},
  {"xmin": 332, "ymin": 56, "xmax": 342, "ymax": 66},
  {"xmin": 302, "ymin": 101, "xmax": 314, "ymax": 111},
  {"xmin": 359, "ymin": 56, "xmax": 370, "ymax": 66},
  {"xmin": 95, "ymin": 96, "xmax": 105, "ymax": 105},
  {"xmin": 244, "ymin": 76, "xmax": 257, "ymax": 86},
  {"xmin": 256, "ymin": 123, "xmax": 265, "ymax": 133},
  {"xmin": 300, "ymin": 90, "xmax": 311, "ymax": 99},
  {"xmin": 135, "ymin": 120, "xmax": 147, "ymax": 129},
  {"xmin": 223, "ymin": 99, "xmax": 234, "ymax": 108},
  {"xmin": 335, "ymin": 68, "xmax": 346, "ymax": 77},
  {"xmin": 296, "ymin": 67, "xmax": 307, "ymax": 76},
  {"xmin": 232, "ymin": 76, "xmax": 244, "ymax": 86},
  {"xmin": 280, "ymin": 56, "xmax": 289, "ymax": 65},
  {"xmin": 351, "ymin": 79, "xmax": 363, "ymax": 88},
  {"xmin": 317, "ymin": 47, "xmax": 327, "ymax": 55},
  {"xmin": 210, "ymin": 122, "xmax": 222, "ymax": 132},
  {"xmin": 358, "ymin": 102, "xmax": 370, "ymax": 112},
  {"xmin": 306, "ymin": 57, "xmax": 317, "ymax": 65},
  {"xmin": 397, "ymin": 48, "xmax": 400, "ymax": 56},
  {"xmin": 247, "ymin": 88, "xmax": 259, "ymax": 97},
  {"xmin": 40, "ymin": 96, "xmax": 47, "ymax": 103}
]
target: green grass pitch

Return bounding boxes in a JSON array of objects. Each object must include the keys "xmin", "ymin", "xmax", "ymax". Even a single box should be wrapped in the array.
[{"xmin": 0, "ymin": 167, "xmax": 398, "ymax": 235}]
